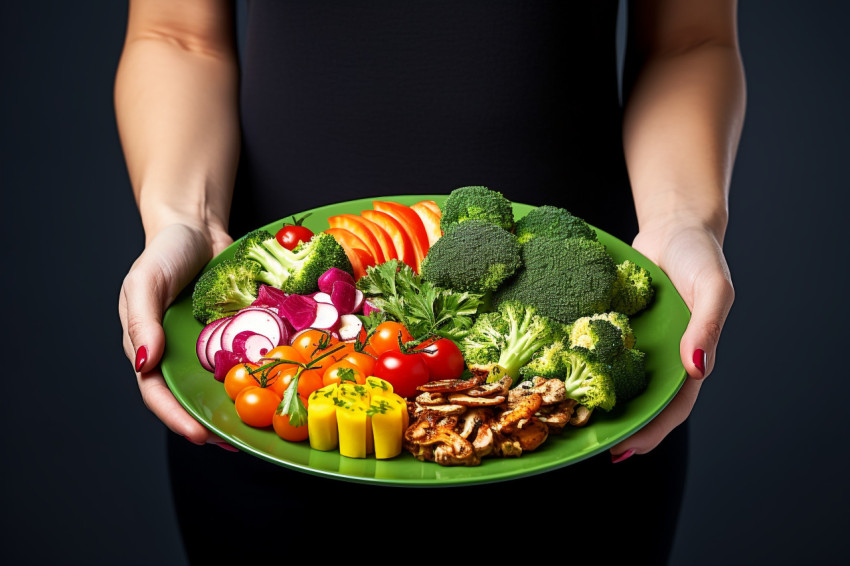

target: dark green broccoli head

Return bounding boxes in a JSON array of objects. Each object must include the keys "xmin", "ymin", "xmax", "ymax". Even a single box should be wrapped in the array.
[
  {"xmin": 494, "ymin": 237, "xmax": 617, "ymax": 324},
  {"xmin": 519, "ymin": 340, "xmax": 568, "ymax": 380},
  {"xmin": 514, "ymin": 205, "xmax": 598, "ymax": 245},
  {"xmin": 440, "ymin": 186, "xmax": 515, "ymax": 232},
  {"xmin": 192, "ymin": 259, "xmax": 260, "ymax": 323},
  {"xmin": 591, "ymin": 312, "xmax": 636, "ymax": 349},
  {"xmin": 420, "ymin": 220, "xmax": 521, "ymax": 293},
  {"xmin": 561, "ymin": 347, "xmax": 617, "ymax": 412},
  {"xmin": 568, "ymin": 318, "xmax": 625, "ymax": 363},
  {"xmin": 611, "ymin": 260, "xmax": 655, "ymax": 315},
  {"xmin": 608, "ymin": 348, "xmax": 647, "ymax": 402}
]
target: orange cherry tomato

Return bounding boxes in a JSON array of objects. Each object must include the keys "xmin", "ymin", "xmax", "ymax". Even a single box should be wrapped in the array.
[
  {"xmin": 269, "ymin": 366, "xmax": 325, "ymax": 398},
  {"xmin": 292, "ymin": 329, "xmax": 339, "ymax": 364},
  {"xmin": 272, "ymin": 400, "xmax": 310, "ymax": 442},
  {"xmin": 265, "ymin": 345, "xmax": 306, "ymax": 364},
  {"xmin": 369, "ymin": 321, "xmax": 413, "ymax": 356},
  {"xmin": 337, "ymin": 350, "xmax": 376, "ymax": 376},
  {"xmin": 235, "ymin": 386, "xmax": 281, "ymax": 428},
  {"xmin": 223, "ymin": 363, "xmax": 260, "ymax": 401},
  {"xmin": 322, "ymin": 360, "xmax": 367, "ymax": 387}
]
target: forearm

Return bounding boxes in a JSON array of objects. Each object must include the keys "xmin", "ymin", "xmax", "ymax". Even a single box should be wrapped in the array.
[
  {"xmin": 623, "ymin": 42, "xmax": 745, "ymax": 243},
  {"xmin": 114, "ymin": 3, "xmax": 239, "ymax": 243}
]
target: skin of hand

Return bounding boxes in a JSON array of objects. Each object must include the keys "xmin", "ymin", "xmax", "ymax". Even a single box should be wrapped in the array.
[
  {"xmin": 115, "ymin": 0, "xmax": 240, "ymax": 449},
  {"xmin": 610, "ymin": 0, "xmax": 745, "ymax": 460}
]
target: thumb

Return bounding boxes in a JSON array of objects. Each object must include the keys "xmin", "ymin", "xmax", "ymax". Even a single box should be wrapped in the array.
[{"xmin": 680, "ymin": 270, "xmax": 735, "ymax": 380}]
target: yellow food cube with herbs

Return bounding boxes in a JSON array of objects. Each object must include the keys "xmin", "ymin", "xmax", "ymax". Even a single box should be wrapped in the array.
[
  {"xmin": 307, "ymin": 384, "xmax": 339, "ymax": 452},
  {"xmin": 337, "ymin": 383, "xmax": 374, "ymax": 458},
  {"xmin": 368, "ymin": 393, "xmax": 407, "ymax": 459},
  {"xmin": 365, "ymin": 376, "xmax": 394, "ymax": 397}
]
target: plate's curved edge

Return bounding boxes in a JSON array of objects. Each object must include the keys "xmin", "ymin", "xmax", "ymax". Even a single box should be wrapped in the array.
[{"xmin": 162, "ymin": 194, "xmax": 692, "ymax": 485}]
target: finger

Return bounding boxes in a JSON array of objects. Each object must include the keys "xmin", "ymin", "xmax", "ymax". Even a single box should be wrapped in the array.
[
  {"xmin": 137, "ymin": 368, "xmax": 229, "ymax": 445},
  {"xmin": 680, "ymin": 270, "xmax": 734, "ymax": 380},
  {"xmin": 610, "ymin": 378, "xmax": 702, "ymax": 458},
  {"xmin": 122, "ymin": 257, "xmax": 168, "ymax": 373}
]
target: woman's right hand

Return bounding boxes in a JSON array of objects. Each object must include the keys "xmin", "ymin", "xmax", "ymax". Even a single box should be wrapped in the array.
[{"xmin": 119, "ymin": 220, "xmax": 237, "ymax": 448}]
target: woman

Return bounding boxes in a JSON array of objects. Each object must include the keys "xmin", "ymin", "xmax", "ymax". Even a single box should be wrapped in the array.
[{"xmin": 116, "ymin": 1, "xmax": 742, "ymax": 562}]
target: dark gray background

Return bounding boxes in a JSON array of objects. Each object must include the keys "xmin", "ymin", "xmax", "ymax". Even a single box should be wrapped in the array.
[{"xmin": 1, "ymin": 2, "xmax": 846, "ymax": 564}]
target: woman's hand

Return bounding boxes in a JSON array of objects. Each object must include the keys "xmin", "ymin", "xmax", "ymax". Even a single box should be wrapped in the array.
[
  {"xmin": 609, "ymin": 220, "xmax": 734, "ymax": 461},
  {"xmin": 119, "ymin": 220, "xmax": 237, "ymax": 449}
]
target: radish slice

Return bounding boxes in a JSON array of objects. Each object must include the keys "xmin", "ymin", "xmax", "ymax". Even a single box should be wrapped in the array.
[
  {"xmin": 197, "ymin": 317, "xmax": 230, "ymax": 372},
  {"xmin": 213, "ymin": 350, "xmax": 246, "ymax": 382},
  {"xmin": 352, "ymin": 289, "xmax": 365, "ymax": 313},
  {"xmin": 206, "ymin": 317, "xmax": 233, "ymax": 370},
  {"xmin": 233, "ymin": 333, "xmax": 275, "ymax": 363},
  {"xmin": 330, "ymin": 280, "xmax": 357, "ymax": 314},
  {"xmin": 311, "ymin": 302, "xmax": 340, "ymax": 331},
  {"xmin": 221, "ymin": 309, "xmax": 283, "ymax": 352},
  {"xmin": 363, "ymin": 298, "xmax": 381, "ymax": 317},
  {"xmin": 318, "ymin": 267, "xmax": 355, "ymax": 294},
  {"xmin": 313, "ymin": 292, "xmax": 334, "ymax": 305},
  {"xmin": 280, "ymin": 295, "xmax": 318, "ymax": 331},
  {"xmin": 338, "ymin": 314, "xmax": 363, "ymax": 341}
]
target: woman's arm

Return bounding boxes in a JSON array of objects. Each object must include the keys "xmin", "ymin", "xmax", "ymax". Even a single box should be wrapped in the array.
[
  {"xmin": 613, "ymin": 0, "xmax": 745, "ymax": 458},
  {"xmin": 115, "ymin": 0, "xmax": 240, "ymax": 445}
]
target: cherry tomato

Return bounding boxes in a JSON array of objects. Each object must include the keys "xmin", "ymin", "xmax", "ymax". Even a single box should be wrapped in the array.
[
  {"xmin": 322, "ymin": 360, "xmax": 367, "ymax": 387},
  {"xmin": 338, "ymin": 350, "xmax": 376, "ymax": 376},
  {"xmin": 292, "ymin": 329, "xmax": 340, "ymax": 368},
  {"xmin": 415, "ymin": 338, "xmax": 465, "ymax": 381},
  {"xmin": 273, "ymin": 408, "xmax": 310, "ymax": 442},
  {"xmin": 223, "ymin": 363, "xmax": 260, "ymax": 400},
  {"xmin": 269, "ymin": 366, "xmax": 325, "ymax": 398},
  {"xmin": 373, "ymin": 350, "xmax": 430, "ymax": 398},
  {"xmin": 235, "ymin": 386, "xmax": 282, "ymax": 428},
  {"xmin": 369, "ymin": 322, "xmax": 413, "ymax": 356},
  {"xmin": 265, "ymin": 345, "xmax": 306, "ymax": 364},
  {"xmin": 275, "ymin": 214, "xmax": 315, "ymax": 251}
]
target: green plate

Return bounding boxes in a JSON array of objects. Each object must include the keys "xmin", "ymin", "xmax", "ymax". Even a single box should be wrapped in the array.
[{"xmin": 162, "ymin": 195, "xmax": 690, "ymax": 486}]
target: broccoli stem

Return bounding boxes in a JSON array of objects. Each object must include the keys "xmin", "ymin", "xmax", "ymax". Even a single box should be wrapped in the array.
[{"xmin": 497, "ymin": 311, "xmax": 550, "ymax": 381}]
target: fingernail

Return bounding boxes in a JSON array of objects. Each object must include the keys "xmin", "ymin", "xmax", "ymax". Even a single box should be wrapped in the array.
[
  {"xmin": 214, "ymin": 442, "xmax": 239, "ymax": 453},
  {"xmin": 693, "ymin": 348, "xmax": 706, "ymax": 377},
  {"xmin": 135, "ymin": 345, "xmax": 148, "ymax": 372},
  {"xmin": 611, "ymin": 448, "xmax": 636, "ymax": 464}
]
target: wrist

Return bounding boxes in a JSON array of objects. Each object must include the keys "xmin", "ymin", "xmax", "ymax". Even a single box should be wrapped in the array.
[
  {"xmin": 635, "ymin": 192, "xmax": 728, "ymax": 245},
  {"xmin": 139, "ymin": 199, "xmax": 229, "ymax": 247}
]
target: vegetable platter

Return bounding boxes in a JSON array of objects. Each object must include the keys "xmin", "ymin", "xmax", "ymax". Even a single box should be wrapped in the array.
[{"xmin": 161, "ymin": 195, "xmax": 690, "ymax": 486}]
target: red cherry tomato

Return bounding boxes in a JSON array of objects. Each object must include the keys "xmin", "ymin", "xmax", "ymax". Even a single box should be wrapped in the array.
[
  {"xmin": 415, "ymin": 338, "xmax": 465, "ymax": 381},
  {"xmin": 369, "ymin": 321, "xmax": 413, "ymax": 356},
  {"xmin": 275, "ymin": 214, "xmax": 315, "ymax": 250},
  {"xmin": 373, "ymin": 350, "xmax": 430, "ymax": 399}
]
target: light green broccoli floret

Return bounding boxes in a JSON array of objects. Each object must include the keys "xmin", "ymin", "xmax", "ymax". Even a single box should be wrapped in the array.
[
  {"xmin": 191, "ymin": 259, "xmax": 260, "ymax": 324},
  {"xmin": 611, "ymin": 260, "xmax": 655, "ymax": 315},
  {"xmin": 561, "ymin": 347, "xmax": 617, "ymax": 412}
]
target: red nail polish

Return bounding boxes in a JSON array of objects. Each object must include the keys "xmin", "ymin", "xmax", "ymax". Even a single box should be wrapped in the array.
[
  {"xmin": 693, "ymin": 349, "xmax": 706, "ymax": 376},
  {"xmin": 135, "ymin": 345, "xmax": 148, "ymax": 372},
  {"xmin": 611, "ymin": 448, "xmax": 636, "ymax": 464},
  {"xmin": 214, "ymin": 442, "xmax": 239, "ymax": 453}
]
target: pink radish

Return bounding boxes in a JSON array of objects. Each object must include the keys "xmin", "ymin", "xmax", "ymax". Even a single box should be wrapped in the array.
[
  {"xmin": 232, "ymin": 332, "xmax": 276, "ymax": 363},
  {"xmin": 197, "ymin": 317, "xmax": 230, "ymax": 372},
  {"xmin": 330, "ymin": 280, "xmax": 357, "ymax": 314},
  {"xmin": 206, "ymin": 317, "xmax": 233, "ymax": 371},
  {"xmin": 221, "ymin": 308, "xmax": 283, "ymax": 352},
  {"xmin": 213, "ymin": 350, "xmax": 247, "ymax": 382},
  {"xmin": 280, "ymin": 294, "xmax": 318, "ymax": 331},
  {"xmin": 312, "ymin": 292, "xmax": 334, "ymax": 305},
  {"xmin": 352, "ymin": 289, "xmax": 365, "ymax": 313},
  {"xmin": 362, "ymin": 298, "xmax": 381, "ymax": 317},
  {"xmin": 318, "ymin": 267, "xmax": 355, "ymax": 294},
  {"xmin": 311, "ymin": 302, "xmax": 340, "ymax": 332},
  {"xmin": 338, "ymin": 314, "xmax": 363, "ymax": 341}
]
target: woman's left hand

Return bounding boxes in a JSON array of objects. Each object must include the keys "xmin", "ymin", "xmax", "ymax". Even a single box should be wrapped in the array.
[{"xmin": 609, "ymin": 220, "xmax": 734, "ymax": 461}]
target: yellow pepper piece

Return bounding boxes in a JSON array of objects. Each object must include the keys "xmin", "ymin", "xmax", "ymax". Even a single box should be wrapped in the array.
[
  {"xmin": 369, "ymin": 393, "xmax": 406, "ymax": 459},
  {"xmin": 365, "ymin": 376, "xmax": 393, "ymax": 397},
  {"xmin": 337, "ymin": 383, "xmax": 373, "ymax": 458},
  {"xmin": 307, "ymin": 384, "xmax": 339, "ymax": 452}
]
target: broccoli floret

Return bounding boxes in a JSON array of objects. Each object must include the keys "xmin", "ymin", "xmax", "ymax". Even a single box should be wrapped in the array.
[
  {"xmin": 461, "ymin": 300, "xmax": 562, "ymax": 384},
  {"xmin": 420, "ymin": 220, "xmax": 521, "ymax": 293},
  {"xmin": 567, "ymin": 317, "xmax": 625, "ymax": 363},
  {"xmin": 590, "ymin": 311, "xmax": 636, "ymax": 349},
  {"xmin": 494, "ymin": 237, "xmax": 617, "ymax": 324},
  {"xmin": 519, "ymin": 340, "xmax": 568, "ymax": 380},
  {"xmin": 440, "ymin": 186, "xmax": 515, "ymax": 232},
  {"xmin": 611, "ymin": 260, "xmax": 655, "ymax": 315},
  {"xmin": 192, "ymin": 259, "xmax": 260, "ymax": 324},
  {"xmin": 562, "ymin": 347, "xmax": 617, "ymax": 412},
  {"xmin": 608, "ymin": 348, "xmax": 648, "ymax": 402},
  {"xmin": 236, "ymin": 230, "xmax": 352, "ymax": 295},
  {"xmin": 514, "ymin": 205, "xmax": 598, "ymax": 245}
]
